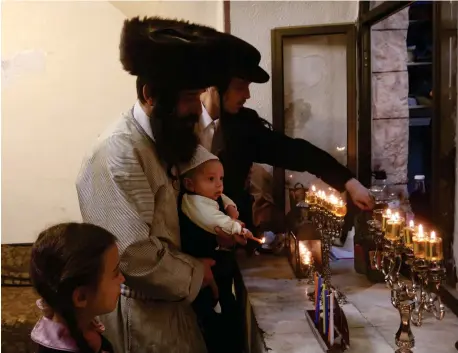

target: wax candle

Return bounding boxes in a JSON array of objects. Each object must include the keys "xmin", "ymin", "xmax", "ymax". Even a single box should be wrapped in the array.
[
  {"xmin": 385, "ymin": 213, "xmax": 402, "ymax": 241},
  {"xmin": 334, "ymin": 200, "xmax": 347, "ymax": 218},
  {"xmin": 403, "ymin": 220, "xmax": 415, "ymax": 249},
  {"xmin": 426, "ymin": 231, "xmax": 443, "ymax": 262},
  {"xmin": 382, "ymin": 209, "xmax": 392, "ymax": 231},
  {"xmin": 328, "ymin": 195, "xmax": 337, "ymax": 214},
  {"xmin": 412, "ymin": 224, "xmax": 427, "ymax": 259},
  {"xmin": 328, "ymin": 290, "xmax": 334, "ymax": 345},
  {"xmin": 315, "ymin": 276, "xmax": 322, "ymax": 325}
]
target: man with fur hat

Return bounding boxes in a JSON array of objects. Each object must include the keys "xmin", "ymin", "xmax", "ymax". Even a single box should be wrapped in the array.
[
  {"xmin": 198, "ymin": 33, "xmax": 374, "ymax": 234},
  {"xmin": 76, "ymin": 17, "xmax": 239, "ymax": 353}
]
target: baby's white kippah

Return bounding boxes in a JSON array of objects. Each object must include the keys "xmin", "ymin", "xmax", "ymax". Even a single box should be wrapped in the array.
[{"xmin": 178, "ymin": 145, "xmax": 219, "ymax": 175}]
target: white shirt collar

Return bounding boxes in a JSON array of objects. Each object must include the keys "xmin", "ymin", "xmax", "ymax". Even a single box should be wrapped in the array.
[
  {"xmin": 133, "ymin": 100, "xmax": 154, "ymax": 140},
  {"xmin": 199, "ymin": 103, "xmax": 216, "ymax": 131}
]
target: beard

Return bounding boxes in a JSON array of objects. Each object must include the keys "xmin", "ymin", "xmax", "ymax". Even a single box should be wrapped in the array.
[{"xmin": 150, "ymin": 97, "xmax": 200, "ymax": 172}]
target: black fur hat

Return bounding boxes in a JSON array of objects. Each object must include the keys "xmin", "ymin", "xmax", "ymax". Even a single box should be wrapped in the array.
[
  {"xmin": 219, "ymin": 33, "xmax": 270, "ymax": 84},
  {"xmin": 120, "ymin": 17, "xmax": 228, "ymax": 90}
]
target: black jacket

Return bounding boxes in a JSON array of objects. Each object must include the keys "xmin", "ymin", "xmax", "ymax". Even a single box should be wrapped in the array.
[{"xmin": 218, "ymin": 107, "xmax": 354, "ymax": 221}]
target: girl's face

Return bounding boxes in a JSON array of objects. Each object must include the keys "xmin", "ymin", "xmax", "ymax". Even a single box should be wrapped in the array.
[{"xmin": 74, "ymin": 245, "xmax": 124, "ymax": 319}]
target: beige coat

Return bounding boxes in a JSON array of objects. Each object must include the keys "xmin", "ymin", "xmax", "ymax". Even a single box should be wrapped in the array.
[{"xmin": 76, "ymin": 107, "xmax": 207, "ymax": 353}]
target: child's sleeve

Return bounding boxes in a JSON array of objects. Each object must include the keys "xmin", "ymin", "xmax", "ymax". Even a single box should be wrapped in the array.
[
  {"xmin": 221, "ymin": 194, "xmax": 237, "ymax": 210},
  {"xmin": 182, "ymin": 194, "xmax": 243, "ymax": 235}
]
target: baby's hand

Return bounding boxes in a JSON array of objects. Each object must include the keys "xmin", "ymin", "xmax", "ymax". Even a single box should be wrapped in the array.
[
  {"xmin": 242, "ymin": 229, "xmax": 264, "ymax": 244},
  {"xmin": 226, "ymin": 205, "xmax": 239, "ymax": 220},
  {"xmin": 235, "ymin": 219, "xmax": 246, "ymax": 228}
]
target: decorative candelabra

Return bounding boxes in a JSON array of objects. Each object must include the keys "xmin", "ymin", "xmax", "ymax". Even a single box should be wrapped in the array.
[
  {"xmin": 368, "ymin": 209, "xmax": 446, "ymax": 353},
  {"xmin": 306, "ymin": 186, "xmax": 348, "ymax": 305}
]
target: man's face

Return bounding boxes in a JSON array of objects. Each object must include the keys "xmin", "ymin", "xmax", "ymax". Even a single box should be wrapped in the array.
[
  {"xmin": 176, "ymin": 89, "xmax": 205, "ymax": 117},
  {"xmin": 223, "ymin": 78, "xmax": 251, "ymax": 114},
  {"xmin": 151, "ymin": 89, "xmax": 205, "ymax": 167}
]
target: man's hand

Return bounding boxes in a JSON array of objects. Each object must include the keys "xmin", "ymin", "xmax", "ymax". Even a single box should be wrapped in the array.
[
  {"xmin": 215, "ymin": 226, "xmax": 247, "ymax": 246},
  {"xmin": 345, "ymin": 178, "xmax": 374, "ymax": 211},
  {"xmin": 199, "ymin": 258, "xmax": 216, "ymax": 288},
  {"xmin": 226, "ymin": 205, "xmax": 239, "ymax": 220}
]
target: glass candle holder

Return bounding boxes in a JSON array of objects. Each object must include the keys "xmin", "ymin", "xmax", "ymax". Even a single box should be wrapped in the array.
[
  {"xmin": 334, "ymin": 201, "xmax": 347, "ymax": 218},
  {"xmin": 412, "ymin": 225, "xmax": 427, "ymax": 259},
  {"xmin": 403, "ymin": 220, "xmax": 415, "ymax": 249},
  {"xmin": 385, "ymin": 219, "xmax": 402, "ymax": 241},
  {"xmin": 306, "ymin": 192, "xmax": 317, "ymax": 205},
  {"xmin": 373, "ymin": 209, "xmax": 384, "ymax": 225},
  {"xmin": 382, "ymin": 209, "xmax": 392, "ymax": 232},
  {"xmin": 426, "ymin": 231, "xmax": 443, "ymax": 262}
]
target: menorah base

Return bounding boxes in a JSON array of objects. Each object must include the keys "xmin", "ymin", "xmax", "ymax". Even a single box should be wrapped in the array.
[{"xmin": 305, "ymin": 310, "xmax": 349, "ymax": 352}]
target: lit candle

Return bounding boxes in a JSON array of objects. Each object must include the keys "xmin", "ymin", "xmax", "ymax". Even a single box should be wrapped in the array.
[
  {"xmin": 299, "ymin": 242, "xmax": 312, "ymax": 266},
  {"xmin": 403, "ymin": 220, "xmax": 415, "ymax": 249},
  {"xmin": 385, "ymin": 213, "xmax": 402, "ymax": 241},
  {"xmin": 328, "ymin": 195, "xmax": 338, "ymax": 214},
  {"xmin": 412, "ymin": 225, "xmax": 427, "ymax": 259},
  {"xmin": 426, "ymin": 231, "xmax": 443, "ymax": 262},
  {"xmin": 382, "ymin": 209, "xmax": 392, "ymax": 231},
  {"xmin": 334, "ymin": 200, "xmax": 347, "ymax": 218}
]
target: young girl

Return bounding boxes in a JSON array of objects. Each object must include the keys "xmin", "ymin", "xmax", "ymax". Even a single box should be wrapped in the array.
[{"xmin": 29, "ymin": 222, "xmax": 125, "ymax": 353}]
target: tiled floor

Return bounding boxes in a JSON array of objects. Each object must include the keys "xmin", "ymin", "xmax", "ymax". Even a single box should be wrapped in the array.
[{"xmin": 237, "ymin": 252, "xmax": 458, "ymax": 353}]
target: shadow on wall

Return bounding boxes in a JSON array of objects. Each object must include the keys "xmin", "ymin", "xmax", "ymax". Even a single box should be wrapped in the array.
[{"xmin": 284, "ymin": 98, "xmax": 312, "ymax": 137}]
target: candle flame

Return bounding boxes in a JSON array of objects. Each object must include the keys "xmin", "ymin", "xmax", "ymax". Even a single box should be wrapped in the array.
[
  {"xmin": 311, "ymin": 185, "xmax": 316, "ymax": 192},
  {"xmin": 385, "ymin": 209, "xmax": 392, "ymax": 217},
  {"xmin": 409, "ymin": 220, "xmax": 414, "ymax": 228},
  {"xmin": 418, "ymin": 224, "xmax": 424, "ymax": 238},
  {"xmin": 261, "ymin": 237, "xmax": 266, "ymax": 244},
  {"xmin": 430, "ymin": 231, "xmax": 436, "ymax": 241}
]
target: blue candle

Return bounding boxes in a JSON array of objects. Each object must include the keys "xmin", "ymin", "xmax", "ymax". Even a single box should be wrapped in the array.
[{"xmin": 314, "ymin": 276, "xmax": 322, "ymax": 325}]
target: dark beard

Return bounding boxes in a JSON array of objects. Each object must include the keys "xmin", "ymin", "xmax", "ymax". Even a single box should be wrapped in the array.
[{"xmin": 150, "ymin": 97, "xmax": 200, "ymax": 172}]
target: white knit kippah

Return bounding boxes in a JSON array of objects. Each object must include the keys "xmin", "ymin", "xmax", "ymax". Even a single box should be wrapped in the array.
[{"xmin": 179, "ymin": 145, "xmax": 219, "ymax": 175}]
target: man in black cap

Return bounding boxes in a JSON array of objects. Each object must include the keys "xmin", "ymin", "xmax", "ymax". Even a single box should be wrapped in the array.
[
  {"xmin": 199, "ymin": 33, "xmax": 374, "ymax": 234},
  {"xmin": 76, "ymin": 17, "xmax": 239, "ymax": 353}
]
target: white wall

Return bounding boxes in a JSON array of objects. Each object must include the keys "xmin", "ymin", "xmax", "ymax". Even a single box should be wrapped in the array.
[
  {"xmin": 230, "ymin": 1, "xmax": 359, "ymax": 124},
  {"xmin": 111, "ymin": 1, "xmax": 224, "ymax": 31},
  {"xmin": 1, "ymin": 1, "xmax": 223, "ymax": 244}
]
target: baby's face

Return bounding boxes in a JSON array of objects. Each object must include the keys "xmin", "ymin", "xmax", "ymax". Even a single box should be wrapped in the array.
[{"xmin": 189, "ymin": 160, "xmax": 224, "ymax": 200}]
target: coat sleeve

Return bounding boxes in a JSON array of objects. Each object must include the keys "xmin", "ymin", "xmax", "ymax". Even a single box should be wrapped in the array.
[
  {"xmin": 76, "ymin": 136, "xmax": 203, "ymax": 303},
  {"xmin": 243, "ymin": 111, "xmax": 354, "ymax": 192},
  {"xmin": 181, "ymin": 195, "xmax": 242, "ymax": 235}
]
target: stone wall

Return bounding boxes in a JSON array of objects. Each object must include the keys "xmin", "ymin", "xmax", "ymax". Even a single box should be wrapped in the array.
[{"xmin": 371, "ymin": 7, "xmax": 409, "ymax": 191}]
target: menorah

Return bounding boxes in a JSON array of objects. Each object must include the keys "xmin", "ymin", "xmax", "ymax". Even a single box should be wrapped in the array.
[{"xmin": 368, "ymin": 208, "xmax": 446, "ymax": 353}]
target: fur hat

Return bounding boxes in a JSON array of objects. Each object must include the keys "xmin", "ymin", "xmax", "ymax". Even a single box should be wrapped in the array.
[
  {"xmin": 178, "ymin": 145, "xmax": 219, "ymax": 176},
  {"xmin": 120, "ymin": 17, "xmax": 228, "ymax": 90},
  {"xmin": 219, "ymin": 33, "xmax": 270, "ymax": 84}
]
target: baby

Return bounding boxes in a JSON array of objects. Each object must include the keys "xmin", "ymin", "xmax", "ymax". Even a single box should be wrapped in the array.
[{"xmin": 177, "ymin": 145, "xmax": 260, "ymax": 319}]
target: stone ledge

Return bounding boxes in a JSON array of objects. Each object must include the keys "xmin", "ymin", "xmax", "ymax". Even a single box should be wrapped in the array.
[{"xmin": 236, "ymin": 253, "xmax": 393, "ymax": 353}]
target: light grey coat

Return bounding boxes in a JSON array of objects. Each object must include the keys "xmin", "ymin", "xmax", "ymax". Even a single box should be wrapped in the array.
[{"xmin": 76, "ymin": 106, "xmax": 207, "ymax": 353}]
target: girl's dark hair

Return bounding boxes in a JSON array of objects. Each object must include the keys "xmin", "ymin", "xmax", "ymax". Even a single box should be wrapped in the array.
[{"xmin": 30, "ymin": 222, "xmax": 117, "ymax": 353}]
